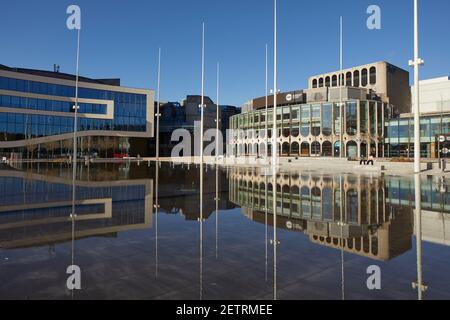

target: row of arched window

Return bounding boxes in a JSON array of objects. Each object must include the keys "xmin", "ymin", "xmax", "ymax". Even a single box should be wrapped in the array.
[{"xmin": 312, "ymin": 67, "xmax": 377, "ymax": 89}]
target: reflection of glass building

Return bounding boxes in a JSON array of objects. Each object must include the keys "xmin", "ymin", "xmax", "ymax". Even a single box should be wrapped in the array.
[
  {"xmin": 0, "ymin": 170, "xmax": 152, "ymax": 249},
  {"xmin": 230, "ymin": 62, "xmax": 450, "ymax": 159},
  {"xmin": 0, "ymin": 64, "xmax": 154, "ymax": 158},
  {"xmin": 228, "ymin": 168, "xmax": 450, "ymax": 261}
]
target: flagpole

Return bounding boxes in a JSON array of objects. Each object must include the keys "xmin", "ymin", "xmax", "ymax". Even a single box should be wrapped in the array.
[
  {"xmin": 339, "ymin": 16, "xmax": 344, "ymax": 158},
  {"xmin": 70, "ymin": 24, "xmax": 80, "ymax": 300},
  {"xmin": 265, "ymin": 44, "xmax": 268, "ymax": 160},
  {"xmin": 156, "ymin": 48, "xmax": 161, "ymax": 161},
  {"xmin": 216, "ymin": 62, "xmax": 220, "ymax": 162},
  {"xmin": 410, "ymin": 0, "xmax": 424, "ymax": 173},
  {"xmin": 272, "ymin": 0, "xmax": 277, "ymax": 167},
  {"xmin": 272, "ymin": 0, "xmax": 278, "ymax": 301},
  {"xmin": 200, "ymin": 22, "xmax": 205, "ymax": 164}
]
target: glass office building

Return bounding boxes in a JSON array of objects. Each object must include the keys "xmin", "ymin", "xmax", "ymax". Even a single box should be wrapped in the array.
[
  {"xmin": 385, "ymin": 114, "xmax": 450, "ymax": 158},
  {"xmin": 0, "ymin": 64, "xmax": 154, "ymax": 159}
]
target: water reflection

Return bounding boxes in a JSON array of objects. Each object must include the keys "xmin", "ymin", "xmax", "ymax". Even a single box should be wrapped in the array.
[
  {"xmin": 1, "ymin": 162, "xmax": 449, "ymax": 300},
  {"xmin": 0, "ymin": 169, "xmax": 153, "ymax": 249},
  {"xmin": 229, "ymin": 168, "xmax": 450, "ymax": 261}
]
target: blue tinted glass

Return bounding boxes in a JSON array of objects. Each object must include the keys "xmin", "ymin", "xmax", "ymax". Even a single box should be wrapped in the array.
[
  {"xmin": 0, "ymin": 77, "xmax": 8, "ymax": 89},
  {"xmin": 8, "ymin": 78, "xmax": 17, "ymax": 90}
]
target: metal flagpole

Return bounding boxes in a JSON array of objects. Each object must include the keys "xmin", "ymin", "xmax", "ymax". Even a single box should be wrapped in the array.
[
  {"xmin": 265, "ymin": 44, "xmax": 269, "ymax": 160},
  {"xmin": 272, "ymin": 0, "xmax": 278, "ymax": 167},
  {"xmin": 272, "ymin": 0, "xmax": 278, "ymax": 301},
  {"xmin": 409, "ymin": 0, "xmax": 424, "ymax": 173},
  {"xmin": 339, "ymin": 16, "xmax": 344, "ymax": 158},
  {"xmin": 156, "ymin": 48, "xmax": 161, "ymax": 161},
  {"xmin": 216, "ymin": 62, "xmax": 220, "ymax": 161},
  {"xmin": 215, "ymin": 63, "xmax": 220, "ymax": 259},
  {"xmin": 155, "ymin": 161, "xmax": 159, "ymax": 279},
  {"xmin": 199, "ymin": 22, "xmax": 205, "ymax": 300},
  {"xmin": 200, "ymin": 22, "xmax": 205, "ymax": 164},
  {"xmin": 70, "ymin": 21, "xmax": 81, "ymax": 301}
]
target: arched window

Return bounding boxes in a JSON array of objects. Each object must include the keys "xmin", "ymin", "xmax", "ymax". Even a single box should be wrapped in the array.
[
  {"xmin": 312, "ymin": 79, "xmax": 318, "ymax": 88},
  {"xmin": 346, "ymin": 72, "xmax": 352, "ymax": 86},
  {"xmin": 346, "ymin": 102, "xmax": 358, "ymax": 136},
  {"xmin": 259, "ymin": 143, "xmax": 267, "ymax": 157},
  {"xmin": 319, "ymin": 78, "xmax": 324, "ymax": 88},
  {"xmin": 325, "ymin": 76, "xmax": 331, "ymax": 87},
  {"xmin": 291, "ymin": 142, "xmax": 300, "ymax": 156},
  {"xmin": 361, "ymin": 68, "xmax": 368, "ymax": 86},
  {"xmin": 322, "ymin": 141, "xmax": 332, "ymax": 157},
  {"xmin": 369, "ymin": 66, "xmax": 376, "ymax": 85},
  {"xmin": 353, "ymin": 70, "xmax": 360, "ymax": 87},
  {"xmin": 282, "ymin": 142, "xmax": 290, "ymax": 156},
  {"xmin": 334, "ymin": 141, "xmax": 341, "ymax": 157},
  {"xmin": 301, "ymin": 142, "xmax": 310, "ymax": 157},
  {"xmin": 346, "ymin": 141, "xmax": 358, "ymax": 158},
  {"xmin": 311, "ymin": 142, "xmax": 321, "ymax": 157},
  {"xmin": 332, "ymin": 75, "xmax": 338, "ymax": 87}
]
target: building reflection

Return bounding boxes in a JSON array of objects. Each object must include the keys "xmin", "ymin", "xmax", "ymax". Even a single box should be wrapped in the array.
[
  {"xmin": 0, "ymin": 169, "xmax": 153, "ymax": 249},
  {"xmin": 229, "ymin": 168, "xmax": 450, "ymax": 261}
]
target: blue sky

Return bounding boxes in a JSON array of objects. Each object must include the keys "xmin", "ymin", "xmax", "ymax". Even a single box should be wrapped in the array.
[{"xmin": 1, "ymin": 0, "xmax": 449, "ymax": 106}]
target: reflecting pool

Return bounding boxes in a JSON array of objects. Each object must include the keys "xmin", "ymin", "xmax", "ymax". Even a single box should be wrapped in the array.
[{"xmin": 0, "ymin": 162, "xmax": 449, "ymax": 300}]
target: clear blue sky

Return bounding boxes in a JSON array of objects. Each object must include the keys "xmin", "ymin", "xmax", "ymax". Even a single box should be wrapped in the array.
[{"xmin": 1, "ymin": 0, "xmax": 449, "ymax": 106}]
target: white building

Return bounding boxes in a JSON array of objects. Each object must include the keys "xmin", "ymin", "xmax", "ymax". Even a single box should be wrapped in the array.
[{"xmin": 411, "ymin": 76, "xmax": 450, "ymax": 114}]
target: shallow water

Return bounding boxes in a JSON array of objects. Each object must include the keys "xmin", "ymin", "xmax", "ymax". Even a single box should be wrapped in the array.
[{"xmin": 0, "ymin": 162, "xmax": 449, "ymax": 300}]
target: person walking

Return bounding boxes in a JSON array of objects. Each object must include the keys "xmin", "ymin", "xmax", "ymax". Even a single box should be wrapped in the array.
[{"xmin": 367, "ymin": 154, "xmax": 374, "ymax": 166}]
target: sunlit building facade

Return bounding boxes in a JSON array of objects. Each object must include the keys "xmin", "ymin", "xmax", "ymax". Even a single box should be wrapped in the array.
[
  {"xmin": 229, "ymin": 62, "xmax": 411, "ymax": 158},
  {"xmin": 0, "ymin": 64, "xmax": 154, "ymax": 159}
]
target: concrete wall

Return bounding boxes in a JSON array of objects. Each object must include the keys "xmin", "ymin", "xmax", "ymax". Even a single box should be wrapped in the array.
[{"xmin": 411, "ymin": 77, "xmax": 450, "ymax": 114}]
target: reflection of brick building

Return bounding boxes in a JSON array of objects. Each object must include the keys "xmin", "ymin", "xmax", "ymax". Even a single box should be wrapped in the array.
[{"xmin": 229, "ymin": 168, "xmax": 416, "ymax": 261}]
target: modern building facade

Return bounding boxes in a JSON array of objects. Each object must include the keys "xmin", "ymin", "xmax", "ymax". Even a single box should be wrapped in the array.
[
  {"xmin": 230, "ymin": 62, "xmax": 410, "ymax": 159},
  {"xmin": 386, "ymin": 77, "xmax": 450, "ymax": 158},
  {"xmin": 0, "ymin": 64, "xmax": 154, "ymax": 159},
  {"xmin": 150, "ymin": 95, "xmax": 239, "ymax": 157}
]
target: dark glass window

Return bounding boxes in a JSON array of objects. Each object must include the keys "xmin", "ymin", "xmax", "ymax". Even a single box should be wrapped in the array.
[
  {"xmin": 361, "ymin": 68, "xmax": 368, "ymax": 86},
  {"xmin": 369, "ymin": 67, "xmax": 376, "ymax": 85},
  {"xmin": 332, "ymin": 75, "xmax": 337, "ymax": 87},
  {"xmin": 353, "ymin": 70, "xmax": 360, "ymax": 87}
]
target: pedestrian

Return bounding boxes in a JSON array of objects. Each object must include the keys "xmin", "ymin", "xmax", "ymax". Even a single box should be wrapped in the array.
[{"xmin": 367, "ymin": 154, "xmax": 374, "ymax": 166}]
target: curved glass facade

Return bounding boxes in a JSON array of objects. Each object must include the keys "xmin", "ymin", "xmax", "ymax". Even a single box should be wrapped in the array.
[
  {"xmin": 0, "ymin": 76, "xmax": 148, "ymax": 134},
  {"xmin": 0, "ymin": 71, "xmax": 153, "ymax": 158}
]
